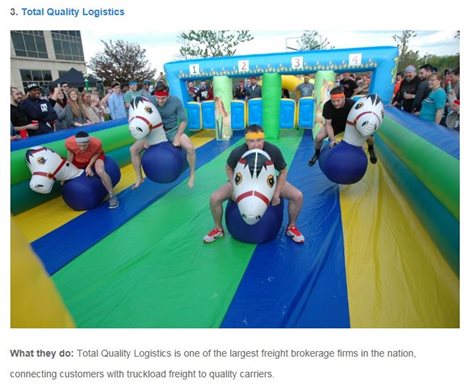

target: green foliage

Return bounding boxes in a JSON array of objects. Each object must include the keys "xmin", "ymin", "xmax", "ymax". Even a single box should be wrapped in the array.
[
  {"xmin": 392, "ymin": 30, "xmax": 420, "ymax": 72},
  {"xmin": 88, "ymin": 40, "xmax": 156, "ymax": 85},
  {"xmin": 178, "ymin": 30, "xmax": 254, "ymax": 58},
  {"xmin": 418, "ymin": 54, "xmax": 460, "ymax": 72},
  {"xmin": 297, "ymin": 30, "xmax": 333, "ymax": 50}
]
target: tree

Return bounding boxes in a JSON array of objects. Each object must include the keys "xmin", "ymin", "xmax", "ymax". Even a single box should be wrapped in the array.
[
  {"xmin": 178, "ymin": 30, "xmax": 254, "ymax": 58},
  {"xmin": 296, "ymin": 30, "xmax": 333, "ymax": 50},
  {"xmin": 88, "ymin": 40, "xmax": 156, "ymax": 85},
  {"xmin": 392, "ymin": 30, "xmax": 420, "ymax": 72}
]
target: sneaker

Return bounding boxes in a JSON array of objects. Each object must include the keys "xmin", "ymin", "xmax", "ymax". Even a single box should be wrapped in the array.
[
  {"xmin": 308, "ymin": 151, "xmax": 319, "ymax": 167},
  {"xmin": 203, "ymin": 227, "xmax": 224, "ymax": 243},
  {"xmin": 368, "ymin": 148, "xmax": 378, "ymax": 164},
  {"xmin": 286, "ymin": 225, "xmax": 305, "ymax": 243},
  {"xmin": 108, "ymin": 194, "xmax": 119, "ymax": 209}
]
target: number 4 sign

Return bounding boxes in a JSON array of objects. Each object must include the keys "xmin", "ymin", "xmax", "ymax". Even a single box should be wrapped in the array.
[{"xmin": 349, "ymin": 54, "xmax": 362, "ymax": 66}]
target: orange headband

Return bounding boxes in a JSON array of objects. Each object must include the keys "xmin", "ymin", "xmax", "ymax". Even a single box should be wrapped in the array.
[
  {"xmin": 330, "ymin": 93, "xmax": 345, "ymax": 100},
  {"xmin": 245, "ymin": 132, "xmax": 265, "ymax": 140}
]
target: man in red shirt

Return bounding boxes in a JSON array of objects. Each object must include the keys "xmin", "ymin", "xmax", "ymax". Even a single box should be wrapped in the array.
[{"xmin": 65, "ymin": 131, "xmax": 119, "ymax": 209}]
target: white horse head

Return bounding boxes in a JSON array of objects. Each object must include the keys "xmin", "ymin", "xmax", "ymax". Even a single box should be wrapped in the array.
[
  {"xmin": 232, "ymin": 149, "xmax": 277, "ymax": 225},
  {"xmin": 128, "ymin": 96, "xmax": 167, "ymax": 145},
  {"xmin": 343, "ymin": 94, "xmax": 384, "ymax": 146},
  {"xmin": 25, "ymin": 146, "xmax": 83, "ymax": 194}
]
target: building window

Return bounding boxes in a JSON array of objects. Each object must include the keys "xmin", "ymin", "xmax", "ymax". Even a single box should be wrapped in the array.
[
  {"xmin": 51, "ymin": 30, "xmax": 84, "ymax": 61},
  {"xmin": 11, "ymin": 31, "xmax": 48, "ymax": 58},
  {"xmin": 20, "ymin": 69, "xmax": 53, "ymax": 91}
]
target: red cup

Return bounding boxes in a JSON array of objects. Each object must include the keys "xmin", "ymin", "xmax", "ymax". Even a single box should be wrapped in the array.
[
  {"xmin": 20, "ymin": 129, "xmax": 28, "ymax": 139},
  {"xmin": 454, "ymin": 100, "xmax": 460, "ymax": 106}
]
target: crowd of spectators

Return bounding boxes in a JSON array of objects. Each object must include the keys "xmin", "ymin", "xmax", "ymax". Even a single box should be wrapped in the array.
[
  {"xmin": 392, "ymin": 65, "xmax": 460, "ymax": 130},
  {"xmin": 12, "ymin": 65, "xmax": 460, "ymax": 142},
  {"xmin": 10, "ymin": 78, "xmax": 167, "ymax": 141}
]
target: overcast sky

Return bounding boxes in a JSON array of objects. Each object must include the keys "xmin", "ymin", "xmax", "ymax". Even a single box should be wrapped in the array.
[{"xmin": 81, "ymin": 30, "xmax": 460, "ymax": 75}]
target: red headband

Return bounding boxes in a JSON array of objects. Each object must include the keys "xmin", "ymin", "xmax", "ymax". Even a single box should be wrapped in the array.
[
  {"xmin": 155, "ymin": 90, "xmax": 169, "ymax": 97},
  {"xmin": 330, "ymin": 93, "xmax": 345, "ymax": 100}
]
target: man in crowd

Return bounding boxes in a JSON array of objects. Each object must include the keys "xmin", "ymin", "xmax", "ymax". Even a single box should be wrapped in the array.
[{"xmin": 20, "ymin": 83, "xmax": 57, "ymax": 135}]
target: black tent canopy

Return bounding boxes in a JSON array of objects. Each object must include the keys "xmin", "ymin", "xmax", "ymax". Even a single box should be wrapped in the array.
[{"xmin": 49, "ymin": 67, "xmax": 98, "ymax": 89}]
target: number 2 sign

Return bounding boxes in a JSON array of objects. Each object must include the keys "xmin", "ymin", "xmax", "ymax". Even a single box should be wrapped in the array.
[{"xmin": 238, "ymin": 60, "xmax": 249, "ymax": 72}]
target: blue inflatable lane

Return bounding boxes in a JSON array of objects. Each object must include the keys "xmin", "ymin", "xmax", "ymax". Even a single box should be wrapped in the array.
[{"xmin": 221, "ymin": 130, "xmax": 350, "ymax": 328}]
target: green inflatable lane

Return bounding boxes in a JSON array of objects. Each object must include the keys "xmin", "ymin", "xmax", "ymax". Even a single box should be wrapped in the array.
[
  {"xmin": 52, "ymin": 131, "xmax": 303, "ymax": 327},
  {"xmin": 379, "ymin": 118, "xmax": 459, "ymax": 220}
]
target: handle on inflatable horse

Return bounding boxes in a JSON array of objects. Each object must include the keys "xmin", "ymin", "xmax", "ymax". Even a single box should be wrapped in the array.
[
  {"xmin": 25, "ymin": 146, "xmax": 121, "ymax": 211},
  {"xmin": 225, "ymin": 149, "xmax": 284, "ymax": 244},
  {"xmin": 319, "ymin": 94, "xmax": 384, "ymax": 184}
]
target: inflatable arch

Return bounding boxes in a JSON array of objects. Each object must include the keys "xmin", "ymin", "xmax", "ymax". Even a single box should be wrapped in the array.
[{"xmin": 164, "ymin": 46, "xmax": 398, "ymax": 138}]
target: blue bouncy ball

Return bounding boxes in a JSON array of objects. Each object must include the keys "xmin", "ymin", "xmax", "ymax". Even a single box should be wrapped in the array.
[
  {"xmin": 142, "ymin": 141, "xmax": 186, "ymax": 183},
  {"xmin": 225, "ymin": 200, "xmax": 284, "ymax": 244},
  {"xmin": 62, "ymin": 157, "xmax": 121, "ymax": 211},
  {"xmin": 319, "ymin": 141, "xmax": 368, "ymax": 184}
]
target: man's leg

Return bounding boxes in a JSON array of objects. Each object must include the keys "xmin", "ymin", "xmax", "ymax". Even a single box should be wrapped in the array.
[
  {"xmin": 203, "ymin": 182, "xmax": 233, "ymax": 243},
  {"xmin": 130, "ymin": 140, "xmax": 146, "ymax": 189},
  {"xmin": 367, "ymin": 136, "xmax": 377, "ymax": 164},
  {"xmin": 308, "ymin": 128, "xmax": 328, "ymax": 166},
  {"xmin": 94, "ymin": 158, "xmax": 119, "ymax": 209},
  {"xmin": 280, "ymin": 182, "xmax": 304, "ymax": 243},
  {"xmin": 179, "ymin": 133, "xmax": 196, "ymax": 188}
]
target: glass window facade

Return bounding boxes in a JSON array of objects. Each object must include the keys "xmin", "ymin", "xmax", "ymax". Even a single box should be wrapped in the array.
[
  {"xmin": 20, "ymin": 69, "xmax": 53, "ymax": 90},
  {"xmin": 51, "ymin": 30, "xmax": 84, "ymax": 61},
  {"xmin": 11, "ymin": 31, "xmax": 48, "ymax": 58}
]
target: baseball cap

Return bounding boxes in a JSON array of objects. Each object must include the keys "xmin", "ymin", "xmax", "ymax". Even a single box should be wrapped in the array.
[
  {"xmin": 143, "ymin": 79, "xmax": 151, "ymax": 85},
  {"xmin": 129, "ymin": 79, "xmax": 138, "ymax": 86},
  {"xmin": 111, "ymin": 81, "xmax": 120, "ymax": 88},
  {"xmin": 26, "ymin": 83, "xmax": 40, "ymax": 92}
]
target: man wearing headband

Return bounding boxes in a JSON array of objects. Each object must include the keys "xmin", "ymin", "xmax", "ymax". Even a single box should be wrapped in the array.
[
  {"xmin": 308, "ymin": 86, "xmax": 377, "ymax": 166},
  {"xmin": 203, "ymin": 125, "xmax": 305, "ymax": 244},
  {"xmin": 130, "ymin": 83, "xmax": 196, "ymax": 189},
  {"xmin": 65, "ymin": 131, "xmax": 119, "ymax": 209}
]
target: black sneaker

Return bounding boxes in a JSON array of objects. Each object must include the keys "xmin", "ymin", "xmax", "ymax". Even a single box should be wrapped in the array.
[
  {"xmin": 308, "ymin": 152, "xmax": 319, "ymax": 167},
  {"xmin": 368, "ymin": 148, "xmax": 377, "ymax": 164}
]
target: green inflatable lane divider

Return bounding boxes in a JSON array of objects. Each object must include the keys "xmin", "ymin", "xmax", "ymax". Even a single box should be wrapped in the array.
[
  {"xmin": 313, "ymin": 71, "xmax": 336, "ymax": 139},
  {"xmin": 262, "ymin": 73, "xmax": 281, "ymax": 139},
  {"xmin": 378, "ymin": 117, "xmax": 459, "ymax": 220},
  {"xmin": 213, "ymin": 75, "xmax": 233, "ymax": 140},
  {"xmin": 11, "ymin": 124, "xmax": 133, "ymax": 186}
]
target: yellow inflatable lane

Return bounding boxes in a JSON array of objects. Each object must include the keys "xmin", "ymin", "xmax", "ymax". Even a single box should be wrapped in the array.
[
  {"xmin": 11, "ymin": 219, "xmax": 75, "ymax": 327},
  {"xmin": 340, "ymin": 162, "xmax": 459, "ymax": 328}
]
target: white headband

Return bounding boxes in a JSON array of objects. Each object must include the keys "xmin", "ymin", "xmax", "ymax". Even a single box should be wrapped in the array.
[{"xmin": 75, "ymin": 136, "xmax": 90, "ymax": 144}]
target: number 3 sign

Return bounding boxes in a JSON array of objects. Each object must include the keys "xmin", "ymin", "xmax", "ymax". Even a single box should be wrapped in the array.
[{"xmin": 291, "ymin": 57, "xmax": 304, "ymax": 69}]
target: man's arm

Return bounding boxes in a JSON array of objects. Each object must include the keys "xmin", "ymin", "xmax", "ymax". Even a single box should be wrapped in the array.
[
  {"xmin": 66, "ymin": 149, "xmax": 74, "ymax": 163},
  {"xmin": 325, "ymin": 118, "xmax": 337, "ymax": 146}
]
